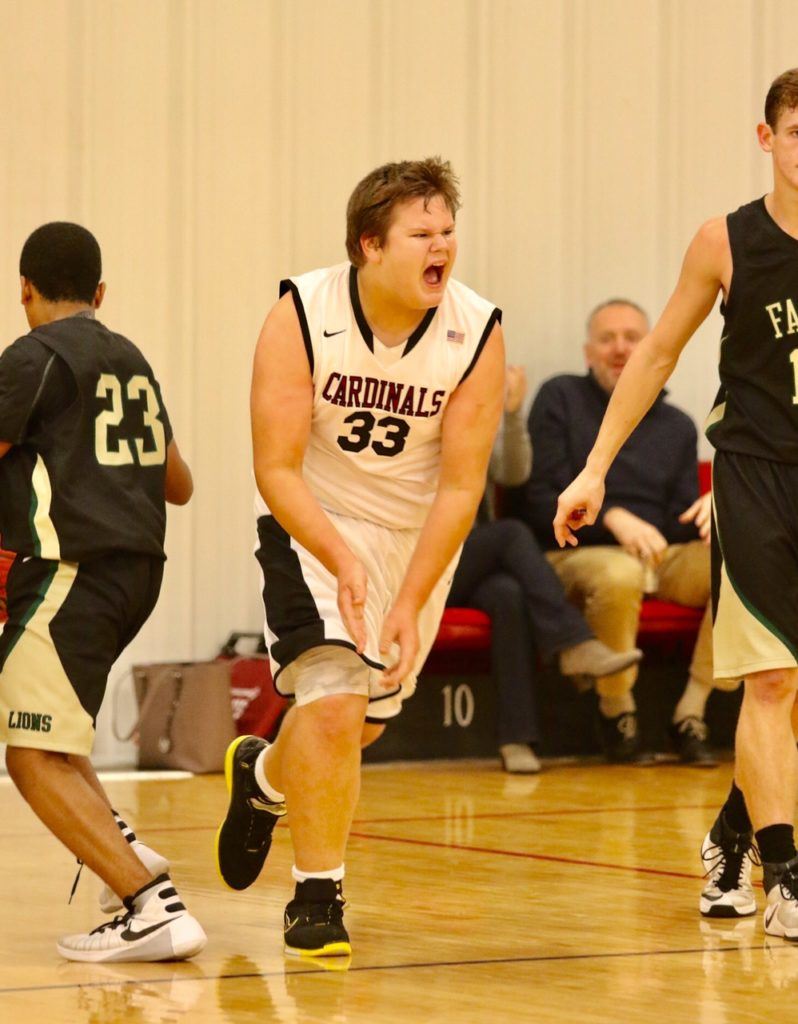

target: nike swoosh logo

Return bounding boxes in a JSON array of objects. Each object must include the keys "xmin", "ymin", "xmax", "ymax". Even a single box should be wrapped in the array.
[
  {"xmin": 120, "ymin": 918, "xmax": 172, "ymax": 942},
  {"xmin": 323, "ymin": 329, "xmax": 345, "ymax": 337},
  {"xmin": 284, "ymin": 915, "xmax": 300, "ymax": 930},
  {"xmin": 765, "ymin": 906, "xmax": 777, "ymax": 928}
]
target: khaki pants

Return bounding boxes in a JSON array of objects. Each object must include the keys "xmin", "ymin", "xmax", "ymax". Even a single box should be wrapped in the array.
[{"xmin": 546, "ymin": 541, "xmax": 726, "ymax": 699}]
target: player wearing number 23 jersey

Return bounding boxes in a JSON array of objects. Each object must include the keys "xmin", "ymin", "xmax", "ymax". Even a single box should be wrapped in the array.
[
  {"xmin": 0, "ymin": 224, "xmax": 191, "ymax": 760},
  {"xmin": 0, "ymin": 222, "xmax": 202, "ymax": 966},
  {"xmin": 0, "ymin": 312, "xmax": 172, "ymax": 561}
]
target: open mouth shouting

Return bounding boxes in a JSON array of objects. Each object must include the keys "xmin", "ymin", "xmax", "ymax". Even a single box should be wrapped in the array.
[{"xmin": 423, "ymin": 261, "xmax": 446, "ymax": 288}]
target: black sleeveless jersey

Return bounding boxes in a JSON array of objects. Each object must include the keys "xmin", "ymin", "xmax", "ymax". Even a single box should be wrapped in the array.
[
  {"xmin": 0, "ymin": 313, "xmax": 173, "ymax": 560},
  {"xmin": 706, "ymin": 197, "xmax": 798, "ymax": 462}
]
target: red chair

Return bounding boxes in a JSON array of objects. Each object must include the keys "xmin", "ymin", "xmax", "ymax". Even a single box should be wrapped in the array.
[
  {"xmin": 638, "ymin": 460, "xmax": 710, "ymax": 647},
  {"xmin": 432, "ymin": 607, "xmax": 492, "ymax": 651}
]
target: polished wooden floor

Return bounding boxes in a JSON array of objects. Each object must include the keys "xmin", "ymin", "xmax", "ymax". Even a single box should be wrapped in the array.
[{"xmin": 0, "ymin": 757, "xmax": 794, "ymax": 1023}]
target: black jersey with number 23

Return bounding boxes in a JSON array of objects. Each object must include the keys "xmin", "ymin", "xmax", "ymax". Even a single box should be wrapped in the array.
[{"xmin": 0, "ymin": 314, "xmax": 173, "ymax": 561}]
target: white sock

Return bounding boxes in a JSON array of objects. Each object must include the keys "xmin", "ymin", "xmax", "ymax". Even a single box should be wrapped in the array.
[
  {"xmin": 254, "ymin": 746, "xmax": 285, "ymax": 803},
  {"xmin": 292, "ymin": 864, "xmax": 345, "ymax": 883},
  {"xmin": 599, "ymin": 693, "xmax": 636, "ymax": 718},
  {"xmin": 673, "ymin": 677, "xmax": 712, "ymax": 724}
]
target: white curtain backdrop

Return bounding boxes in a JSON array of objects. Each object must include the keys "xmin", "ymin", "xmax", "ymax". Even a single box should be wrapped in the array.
[{"xmin": 0, "ymin": 0, "xmax": 794, "ymax": 764}]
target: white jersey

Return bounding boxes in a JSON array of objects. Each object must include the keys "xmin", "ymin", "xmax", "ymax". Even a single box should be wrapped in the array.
[{"xmin": 256, "ymin": 262, "xmax": 500, "ymax": 529}]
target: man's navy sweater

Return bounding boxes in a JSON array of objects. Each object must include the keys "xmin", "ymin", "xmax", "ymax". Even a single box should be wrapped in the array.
[{"xmin": 524, "ymin": 372, "xmax": 701, "ymax": 548}]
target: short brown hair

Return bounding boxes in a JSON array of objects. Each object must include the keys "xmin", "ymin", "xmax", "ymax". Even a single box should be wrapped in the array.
[
  {"xmin": 765, "ymin": 68, "xmax": 798, "ymax": 129},
  {"xmin": 345, "ymin": 157, "xmax": 461, "ymax": 266}
]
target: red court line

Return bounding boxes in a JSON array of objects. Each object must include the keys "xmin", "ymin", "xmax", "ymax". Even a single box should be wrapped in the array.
[
  {"xmin": 0, "ymin": 802, "xmax": 720, "ymax": 843},
  {"xmin": 350, "ymin": 802, "xmax": 718, "ymax": 826},
  {"xmin": 348, "ymin": 829, "xmax": 706, "ymax": 881}
]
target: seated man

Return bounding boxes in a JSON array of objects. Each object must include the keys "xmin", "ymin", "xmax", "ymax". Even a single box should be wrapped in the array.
[
  {"xmin": 447, "ymin": 365, "xmax": 641, "ymax": 774},
  {"xmin": 523, "ymin": 298, "xmax": 736, "ymax": 764}
]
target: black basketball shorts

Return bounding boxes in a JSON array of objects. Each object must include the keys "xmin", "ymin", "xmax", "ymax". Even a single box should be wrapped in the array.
[
  {"xmin": 711, "ymin": 449, "xmax": 798, "ymax": 681},
  {"xmin": 0, "ymin": 552, "xmax": 163, "ymax": 755}
]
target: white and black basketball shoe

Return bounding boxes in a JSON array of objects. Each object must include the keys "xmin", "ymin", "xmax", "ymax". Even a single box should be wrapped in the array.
[
  {"xmin": 700, "ymin": 813, "xmax": 757, "ymax": 918},
  {"xmin": 98, "ymin": 813, "xmax": 169, "ymax": 913},
  {"xmin": 764, "ymin": 855, "xmax": 798, "ymax": 940},
  {"xmin": 58, "ymin": 874, "xmax": 206, "ymax": 963}
]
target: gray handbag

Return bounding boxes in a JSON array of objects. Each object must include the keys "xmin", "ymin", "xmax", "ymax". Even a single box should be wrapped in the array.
[{"xmin": 116, "ymin": 661, "xmax": 236, "ymax": 773}]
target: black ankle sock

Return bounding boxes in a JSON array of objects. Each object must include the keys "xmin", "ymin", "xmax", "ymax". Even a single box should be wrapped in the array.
[
  {"xmin": 722, "ymin": 782, "xmax": 751, "ymax": 834},
  {"xmin": 756, "ymin": 824, "xmax": 797, "ymax": 865}
]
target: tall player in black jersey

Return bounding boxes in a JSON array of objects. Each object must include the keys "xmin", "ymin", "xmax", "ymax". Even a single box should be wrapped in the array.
[
  {"xmin": 554, "ymin": 69, "xmax": 798, "ymax": 939},
  {"xmin": 0, "ymin": 223, "xmax": 206, "ymax": 961}
]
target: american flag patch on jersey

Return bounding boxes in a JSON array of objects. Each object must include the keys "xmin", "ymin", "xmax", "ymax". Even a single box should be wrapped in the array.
[{"xmin": 446, "ymin": 329, "xmax": 465, "ymax": 344}]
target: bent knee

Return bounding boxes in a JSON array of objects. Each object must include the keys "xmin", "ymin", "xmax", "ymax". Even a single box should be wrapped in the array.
[
  {"xmin": 497, "ymin": 518, "xmax": 534, "ymax": 546},
  {"xmin": 745, "ymin": 668, "xmax": 798, "ymax": 704},
  {"xmin": 298, "ymin": 692, "xmax": 368, "ymax": 742},
  {"xmin": 598, "ymin": 552, "xmax": 646, "ymax": 593},
  {"xmin": 477, "ymin": 573, "xmax": 524, "ymax": 613},
  {"xmin": 361, "ymin": 722, "xmax": 385, "ymax": 748}
]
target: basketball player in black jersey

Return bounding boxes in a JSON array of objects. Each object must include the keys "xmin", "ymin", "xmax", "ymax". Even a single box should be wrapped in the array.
[
  {"xmin": 554, "ymin": 69, "xmax": 798, "ymax": 939},
  {"xmin": 0, "ymin": 223, "xmax": 205, "ymax": 961}
]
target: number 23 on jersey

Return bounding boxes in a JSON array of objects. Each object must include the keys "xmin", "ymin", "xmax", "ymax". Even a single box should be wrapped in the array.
[{"xmin": 95, "ymin": 373, "xmax": 166, "ymax": 467}]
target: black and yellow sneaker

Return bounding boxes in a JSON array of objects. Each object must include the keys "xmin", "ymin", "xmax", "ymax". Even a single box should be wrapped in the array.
[
  {"xmin": 215, "ymin": 735, "xmax": 286, "ymax": 891},
  {"xmin": 284, "ymin": 879, "xmax": 351, "ymax": 957}
]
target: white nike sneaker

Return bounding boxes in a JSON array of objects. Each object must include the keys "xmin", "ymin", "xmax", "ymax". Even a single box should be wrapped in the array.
[
  {"xmin": 763, "ymin": 857, "xmax": 798, "ymax": 940},
  {"xmin": 58, "ymin": 874, "xmax": 206, "ymax": 963},
  {"xmin": 99, "ymin": 841, "xmax": 170, "ymax": 914},
  {"xmin": 699, "ymin": 814, "xmax": 757, "ymax": 918}
]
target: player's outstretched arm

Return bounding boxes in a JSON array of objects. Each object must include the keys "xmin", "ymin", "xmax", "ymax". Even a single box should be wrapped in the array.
[
  {"xmin": 251, "ymin": 294, "xmax": 367, "ymax": 651},
  {"xmin": 380, "ymin": 323, "xmax": 505, "ymax": 687},
  {"xmin": 553, "ymin": 217, "xmax": 728, "ymax": 548},
  {"xmin": 164, "ymin": 439, "xmax": 193, "ymax": 505}
]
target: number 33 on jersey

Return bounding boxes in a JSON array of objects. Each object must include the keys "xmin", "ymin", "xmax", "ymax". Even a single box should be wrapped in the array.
[{"xmin": 262, "ymin": 263, "xmax": 501, "ymax": 530}]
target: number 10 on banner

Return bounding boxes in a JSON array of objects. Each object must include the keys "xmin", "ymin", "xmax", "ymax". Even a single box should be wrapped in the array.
[{"xmin": 442, "ymin": 683, "xmax": 475, "ymax": 728}]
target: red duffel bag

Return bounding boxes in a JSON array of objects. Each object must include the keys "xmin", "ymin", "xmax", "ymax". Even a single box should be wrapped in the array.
[
  {"xmin": 0, "ymin": 548, "xmax": 15, "ymax": 623},
  {"xmin": 219, "ymin": 632, "xmax": 288, "ymax": 741}
]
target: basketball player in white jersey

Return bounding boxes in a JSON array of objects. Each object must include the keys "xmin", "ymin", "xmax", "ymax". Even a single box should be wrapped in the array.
[{"xmin": 215, "ymin": 158, "xmax": 505, "ymax": 956}]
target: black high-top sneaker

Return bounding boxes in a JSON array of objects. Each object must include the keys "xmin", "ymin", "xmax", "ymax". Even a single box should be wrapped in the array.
[
  {"xmin": 284, "ymin": 878, "xmax": 351, "ymax": 957},
  {"xmin": 700, "ymin": 812, "xmax": 757, "ymax": 918},
  {"xmin": 215, "ymin": 735, "xmax": 287, "ymax": 890},
  {"xmin": 669, "ymin": 716, "xmax": 718, "ymax": 767},
  {"xmin": 596, "ymin": 711, "xmax": 653, "ymax": 764}
]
